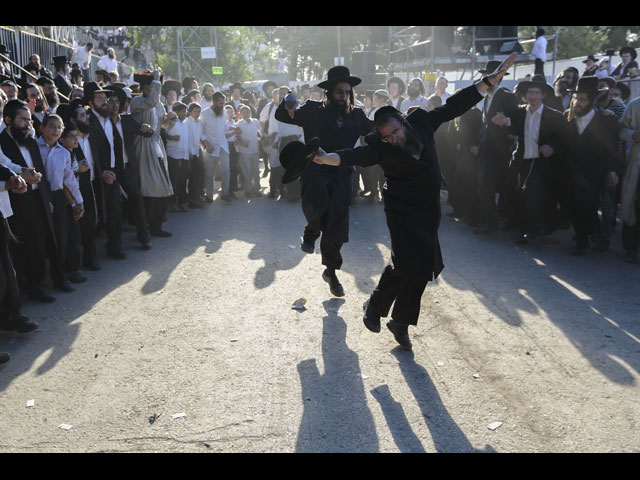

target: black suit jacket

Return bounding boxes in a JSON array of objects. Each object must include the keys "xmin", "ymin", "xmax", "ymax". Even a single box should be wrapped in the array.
[
  {"xmin": 612, "ymin": 60, "xmax": 638, "ymax": 79},
  {"xmin": 115, "ymin": 113, "xmax": 152, "ymax": 177},
  {"xmin": 505, "ymin": 104, "xmax": 564, "ymax": 163},
  {"xmin": 0, "ymin": 129, "xmax": 56, "ymax": 239},
  {"xmin": 54, "ymin": 74, "xmax": 73, "ymax": 99},
  {"xmin": 477, "ymin": 87, "xmax": 518, "ymax": 160}
]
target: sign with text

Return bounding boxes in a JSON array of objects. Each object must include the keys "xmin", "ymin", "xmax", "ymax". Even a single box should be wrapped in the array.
[
  {"xmin": 424, "ymin": 73, "xmax": 438, "ymax": 82},
  {"xmin": 211, "ymin": 66, "xmax": 223, "ymax": 75},
  {"xmin": 201, "ymin": 47, "xmax": 217, "ymax": 59}
]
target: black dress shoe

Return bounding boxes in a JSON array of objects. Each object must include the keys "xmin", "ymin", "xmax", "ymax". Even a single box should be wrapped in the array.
[
  {"xmin": 140, "ymin": 241, "xmax": 152, "ymax": 251},
  {"xmin": 84, "ymin": 262, "xmax": 102, "ymax": 271},
  {"xmin": 386, "ymin": 320, "xmax": 412, "ymax": 350},
  {"xmin": 363, "ymin": 299, "xmax": 381, "ymax": 333},
  {"xmin": 0, "ymin": 315, "xmax": 39, "ymax": 333},
  {"xmin": 30, "ymin": 290, "xmax": 56, "ymax": 303},
  {"xmin": 150, "ymin": 229, "xmax": 172, "ymax": 237},
  {"xmin": 68, "ymin": 271, "xmax": 87, "ymax": 283},
  {"xmin": 107, "ymin": 250, "xmax": 127, "ymax": 260},
  {"xmin": 322, "ymin": 270, "xmax": 345, "ymax": 297},
  {"xmin": 54, "ymin": 281, "xmax": 75, "ymax": 293},
  {"xmin": 0, "ymin": 352, "xmax": 9, "ymax": 364},
  {"xmin": 300, "ymin": 238, "xmax": 315, "ymax": 254}
]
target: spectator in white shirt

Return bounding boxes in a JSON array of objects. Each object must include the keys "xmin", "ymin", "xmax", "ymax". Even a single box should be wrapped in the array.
[
  {"xmin": 200, "ymin": 91, "xmax": 231, "ymax": 202},
  {"xmin": 186, "ymin": 103, "xmax": 205, "ymax": 208},
  {"xmin": 97, "ymin": 48, "xmax": 117, "ymax": 78},
  {"xmin": 532, "ymin": 28, "xmax": 547, "ymax": 76},
  {"xmin": 165, "ymin": 102, "xmax": 191, "ymax": 211},
  {"xmin": 76, "ymin": 42, "xmax": 94, "ymax": 82},
  {"xmin": 234, "ymin": 105, "xmax": 262, "ymax": 197}
]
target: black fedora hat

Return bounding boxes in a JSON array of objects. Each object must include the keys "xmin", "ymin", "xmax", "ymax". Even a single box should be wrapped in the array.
[
  {"xmin": 230, "ymin": 81, "xmax": 245, "ymax": 94},
  {"xmin": 620, "ymin": 46, "xmax": 637, "ymax": 60},
  {"xmin": 52, "ymin": 55, "xmax": 70, "ymax": 66},
  {"xmin": 105, "ymin": 85, "xmax": 127, "ymax": 112},
  {"xmin": 82, "ymin": 81, "xmax": 110, "ymax": 104},
  {"xmin": 582, "ymin": 54, "xmax": 599, "ymax": 64},
  {"xmin": 478, "ymin": 60, "xmax": 510, "ymax": 75},
  {"xmin": 317, "ymin": 66, "xmax": 361, "ymax": 90},
  {"xmin": 262, "ymin": 80, "xmax": 278, "ymax": 93},
  {"xmin": 515, "ymin": 74, "xmax": 554, "ymax": 98},
  {"xmin": 387, "ymin": 76, "xmax": 406, "ymax": 95},
  {"xmin": 161, "ymin": 79, "xmax": 182, "ymax": 97},
  {"xmin": 280, "ymin": 137, "xmax": 321, "ymax": 184},
  {"xmin": 569, "ymin": 75, "xmax": 608, "ymax": 97}
]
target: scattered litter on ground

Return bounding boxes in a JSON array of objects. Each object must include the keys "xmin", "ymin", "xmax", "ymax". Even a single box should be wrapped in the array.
[
  {"xmin": 59, "ymin": 424, "xmax": 72, "ymax": 430},
  {"xmin": 149, "ymin": 413, "xmax": 160, "ymax": 425},
  {"xmin": 288, "ymin": 245, "xmax": 296, "ymax": 249},
  {"xmin": 26, "ymin": 399, "xmax": 35, "ymax": 407},
  {"xmin": 172, "ymin": 412, "xmax": 187, "ymax": 420},
  {"xmin": 473, "ymin": 373, "xmax": 481, "ymax": 379},
  {"xmin": 488, "ymin": 421, "xmax": 502, "ymax": 431},
  {"xmin": 437, "ymin": 361, "xmax": 445, "ymax": 367},
  {"xmin": 292, "ymin": 298, "xmax": 307, "ymax": 311}
]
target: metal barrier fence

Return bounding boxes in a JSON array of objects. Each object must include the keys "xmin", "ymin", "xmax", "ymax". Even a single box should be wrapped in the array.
[{"xmin": 0, "ymin": 26, "xmax": 74, "ymax": 80}]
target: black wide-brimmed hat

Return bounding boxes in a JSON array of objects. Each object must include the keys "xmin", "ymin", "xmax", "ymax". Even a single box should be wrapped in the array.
[
  {"xmin": 583, "ymin": 54, "xmax": 599, "ymax": 64},
  {"xmin": 478, "ymin": 60, "xmax": 510, "ymax": 75},
  {"xmin": 161, "ymin": 79, "xmax": 182, "ymax": 98},
  {"xmin": 105, "ymin": 85, "xmax": 127, "ymax": 112},
  {"xmin": 52, "ymin": 55, "xmax": 70, "ymax": 66},
  {"xmin": 280, "ymin": 137, "xmax": 321, "ymax": 184},
  {"xmin": 615, "ymin": 80, "xmax": 631, "ymax": 100},
  {"xmin": 515, "ymin": 74, "xmax": 554, "ymax": 98},
  {"xmin": 620, "ymin": 46, "xmax": 637, "ymax": 60},
  {"xmin": 569, "ymin": 75, "xmax": 608, "ymax": 97},
  {"xmin": 82, "ymin": 81, "xmax": 110, "ymax": 104},
  {"xmin": 387, "ymin": 76, "xmax": 406, "ymax": 95},
  {"xmin": 230, "ymin": 81, "xmax": 245, "ymax": 94},
  {"xmin": 317, "ymin": 66, "xmax": 361, "ymax": 90},
  {"xmin": 262, "ymin": 80, "xmax": 278, "ymax": 93}
]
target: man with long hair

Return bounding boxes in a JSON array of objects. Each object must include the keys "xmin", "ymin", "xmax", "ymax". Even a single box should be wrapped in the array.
[{"xmin": 275, "ymin": 66, "xmax": 374, "ymax": 297}]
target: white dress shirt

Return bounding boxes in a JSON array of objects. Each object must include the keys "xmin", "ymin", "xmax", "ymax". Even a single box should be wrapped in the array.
[
  {"xmin": 576, "ymin": 108, "xmax": 596, "ymax": 135},
  {"xmin": 234, "ymin": 118, "xmax": 260, "ymax": 155},
  {"xmin": 165, "ymin": 118, "xmax": 190, "ymax": 160},
  {"xmin": 532, "ymin": 36, "xmax": 547, "ymax": 62},
  {"xmin": 200, "ymin": 107, "xmax": 229, "ymax": 156},
  {"xmin": 37, "ymin": 137, "xmax": 83, "ymax": 204},
  {"xmin": 523, "ymin": 104, "xmax": 543, "ymax": 159}
]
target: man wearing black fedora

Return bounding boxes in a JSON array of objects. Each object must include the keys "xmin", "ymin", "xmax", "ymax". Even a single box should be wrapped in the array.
[
  {"xmin": 52, "ymin": 55, "xmax": 73, "ymax": 100},
  {"xmin": 583, "ymin": 54, "xmax": 599, "ymax": 77},
  {"xmin": 312, "ymin": 53, "xmax": 517, "ymax": 349},
  {"xmin": 612, "ymin": 46, "xmax": 638, "ymax": 80},
  {"xmin": 473, "ymin": 59, "xmax": 519, "ymax": 235},
  {"xmin": 561, "ymin": 75, "xmax": 621, "ymax": 255},
  {"xmin": 491, "ymin": 75, "xmax": 564, "ymax": 244},
  {"xmin": 275, "ymin": 65, "xmax": 374, "ymax": 297}
]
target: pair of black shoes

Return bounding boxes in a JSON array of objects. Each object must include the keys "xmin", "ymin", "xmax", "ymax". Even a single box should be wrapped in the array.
[
  {"xmin": 363, "ymin": 299, "xmax": 412, "ymax": 350},
  {"xmin": 0, "ymin": 315, "xmax": 39, "ymax": 334}
]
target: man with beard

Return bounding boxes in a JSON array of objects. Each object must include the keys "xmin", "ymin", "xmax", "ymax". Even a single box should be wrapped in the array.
[
  {"xmin": 275, "ymin": 65, "xmax": 375, "ymax": 297},
  {"xmin": 200, "ymin": 91, "xmax": 231, "ymax": 203},
  {"xmin": 0, "ymin": 99, "xmax": 69, "ymax": 302},
  {"xmin": 550, "ymin": 67, "xmax": 579, "ymax": 112},
  {"xmin": 105, "ymin": 85, "xmax": 153, "ymax": 250},
  {"xmin": 85, "ymin": 82, "xmax": 127, "ymax": 259},
  {"xmin": 36, "ymin": 77, "xmax": 60, "ymax": 114},
  {"xmin": 400, "ymin": 78, "xmax": 429, "ymax": 112},
  {"xmin": 21, "ymin": 83, "xmax": 48, "ymax": 136},
  {"xmin": 129, "ymin": 71, "xmax": 174, "ymax": 237},
  {"xmin": 22, "ymin": 54, "xmax": 52, "ymax": 80},
  {"xmin": 561, "ymin": 76, "xmax": 621, "ymax": 255},
  {"xmin": 66, "ymin": 99, "xmax": 101, "ymax": 270},
  {"xmin": 97, "ymin": 48, "xmax": 118, "ymax": 78},
  {"xmin": 312, "ymin": 53, "xmax": 517, "ymax": 349}
]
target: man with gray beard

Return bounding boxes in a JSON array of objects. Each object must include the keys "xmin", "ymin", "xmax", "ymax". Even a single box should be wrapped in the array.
[{"xmin": 200, "ymin": 91, "xmax": 231, "ymax": 203}]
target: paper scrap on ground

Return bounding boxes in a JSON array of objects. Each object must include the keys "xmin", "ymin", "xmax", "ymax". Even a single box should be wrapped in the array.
[
  {"xmin": 26, "ymin": 399, "xmax": 35, "ymax": 407},
  {"xmin": 172, "ymin": 412, "xmax": 187, "ymax": 420},
  {"xmin": 59, "ymin": 424, "xmax": 72, "ymax": 430},
  {"xmin": 292, "ymin": 298, "xmax": 307, "ymax": 311},
  {"xmin": 488, "ymin": 421, "xmax": 502, "ymax": 431}
]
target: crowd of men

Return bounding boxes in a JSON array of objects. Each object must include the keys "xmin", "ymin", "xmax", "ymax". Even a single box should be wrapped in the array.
[{"xmin": 1, "ymin": 40, "xmax": 639, "ymax": 362}]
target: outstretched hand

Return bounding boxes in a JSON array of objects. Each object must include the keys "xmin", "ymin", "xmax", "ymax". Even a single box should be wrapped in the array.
[{"xmin": 486, "ymin": 52, "xmax": 518, "ymax": 86}]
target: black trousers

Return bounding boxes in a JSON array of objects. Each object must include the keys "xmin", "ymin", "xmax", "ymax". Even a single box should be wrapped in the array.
[
  {"xmin": 369, "ymin": 263, "xmax": 429, "ymax": 326},
  {"xmin": 301, "ymin": 183, "xmax": 344, "ymax": 271},
  {"xmin": 534, "ymin": 58, "xmax": 545, "ymax": 76},
  {"xmin": 622, "ymin": 193, "xmax": 640, "ymax": 254},
  {"xmin": 512, "ymin": 157, "xmax": 554, "ymax": 235},
  {"xmin": 566, "ymin": 173, "xmax": 601, "ymax": 248},
  {"xmin": 477, "ymin": 153, "xmax": 511, "ymax": 228},
  {"xmin": 50, "ymin": 190, "xmax": 81, "ymax": 275},
  {"xmin": 78, "ymin": 173, "xmax": 97, "ymax": 267},
  {"xmin": 102, "ymin": 179, "xmax": 124, "ymax": 255},
  {"xmin": 167, "ymin": 157, "xmax": 190, "ymax": 206},
  {"xmin": 268, "ymin": 165, "xmax": 286, "ymax": 196},
  {"xmin": 118, "ymin": 163, "xmax": 149, "ymax": 243},
  {"xmin": 229, "ymin": 143, "xmax": 240, "ymax": 192},
  {"xmin": 187, "ymin": 153, "xmax": 204, "ymax": 203},
  {"xmin": 8, "ymin": 188, "xmax": 64, "ymax": 294},
  {"xmin": 144, "ymin": 197, "xmax": 168, "ymax": 233},
  {"xmin": 0, "ymin": 217, "xmax": 21, "ymax": 322}
]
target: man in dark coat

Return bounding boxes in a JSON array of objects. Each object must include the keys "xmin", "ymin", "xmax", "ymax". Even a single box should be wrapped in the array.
[
  {"xmin": 473, "ymin": 60, "xmax": 519, "ymax": 234},
  {"xmin": 0, "ymin": 100, "xmax": 69, "ymax": 301},
  {"xmin": 560, "ymin": 76, "xmax": 622, "ymax": 255},
  {"xmin": 612, "ymin": 46, "xmax": 638, "ymax": 80},
  {"xmin": 313, "ymin": 54, "xmax": 517, "ymax": 349},
  {"xmin": 491, "ymin": 75, "xmax": 564, "ymax": 243},
  {"xmin": 105, "ymin": 85, "xmax": 153, "ymax": 251},
  {"xmin": 85, "ymin": 82, "xmax": 126, "ymax": 260},
  {"xmin": 275, "ymin": 66, "xmax": 374, "ymax": 297},
  {"xmin": 52, "ymin": 56, "xmax": 73, "ymax": 100},
  {"xmin": 0, "ymin": 164, "xmax": 39, "ymax": 350}
]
